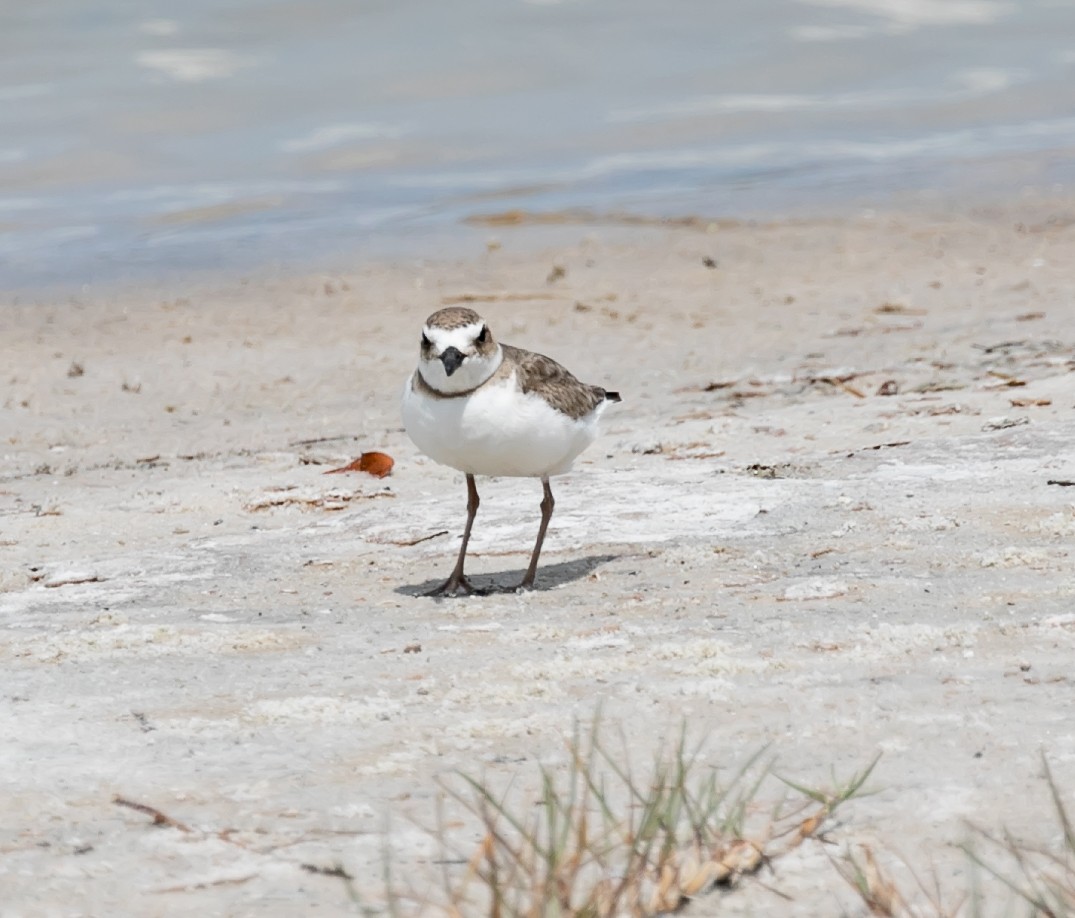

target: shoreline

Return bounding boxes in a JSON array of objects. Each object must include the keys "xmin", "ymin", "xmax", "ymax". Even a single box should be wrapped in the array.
[{"xmin": 6, "ymin": 173, "xmax": 1075, "ymax": 299}]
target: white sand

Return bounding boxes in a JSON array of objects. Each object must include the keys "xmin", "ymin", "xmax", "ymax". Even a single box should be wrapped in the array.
[{"xmin": 3, "ymin": 203, "xmax": 1075, "ymax": 914}]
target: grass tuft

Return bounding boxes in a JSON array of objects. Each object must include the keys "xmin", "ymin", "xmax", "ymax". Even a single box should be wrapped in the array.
[
  {"xmin": 961, "ymin": 753, "xmax": 1075, "ymax": 917},
  {"xmin": 834, "ymin": 751, "xmax": 1075, "ymax": 917},
  {"xmin": 407, "ymin": 719, "xmax": 879, "ymax": 916}
]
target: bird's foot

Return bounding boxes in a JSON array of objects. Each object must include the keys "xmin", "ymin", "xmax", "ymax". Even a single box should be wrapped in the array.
[
  {"xmin": 425, "ymin": 575, "xmax": 486, "ymax": 598},
  {"xmin": 510, "ymin": 578, "xmax": 537, "ymax": 594}
]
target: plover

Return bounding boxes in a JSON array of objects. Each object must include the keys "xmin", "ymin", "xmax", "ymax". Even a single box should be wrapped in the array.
[{"xmin": 402, "ymin": 307, "xmax": 621, "ymax": 595}]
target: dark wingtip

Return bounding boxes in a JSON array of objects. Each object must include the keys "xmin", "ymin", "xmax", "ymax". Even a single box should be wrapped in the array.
[{"xmin": 604, "ymin": 390, "xmax": 622, "ymax": 403}]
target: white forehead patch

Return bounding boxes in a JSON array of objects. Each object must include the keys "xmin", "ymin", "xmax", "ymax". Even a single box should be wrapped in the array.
[{"xmin": 424, "ymin": 322, "xmax": 485, "ymax": 355}]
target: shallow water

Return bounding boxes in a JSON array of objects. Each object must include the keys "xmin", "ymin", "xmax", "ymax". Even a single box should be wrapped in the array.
[{"xmin": 3, "ymin": 0, "xmax": 1075, "ymax": 288}]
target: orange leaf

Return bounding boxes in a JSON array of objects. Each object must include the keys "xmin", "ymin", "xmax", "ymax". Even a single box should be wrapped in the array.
[{"xmin": 324, "ymin": 451, "xmax": 394, "ymax": 478}]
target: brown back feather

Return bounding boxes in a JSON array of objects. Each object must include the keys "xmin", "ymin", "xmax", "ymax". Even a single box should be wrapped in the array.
[{"xmin": 503, "ymin": 344, "xmax": 615, "ymax": 420}]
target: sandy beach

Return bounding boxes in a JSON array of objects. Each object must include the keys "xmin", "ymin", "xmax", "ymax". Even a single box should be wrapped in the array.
[{"xmin": 3, "ymin": 202, "xmax": 1075, "ymax": 914}]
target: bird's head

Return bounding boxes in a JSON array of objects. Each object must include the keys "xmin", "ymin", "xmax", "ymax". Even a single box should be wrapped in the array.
[{"xmin": 417, "ymin": 307, "xmax": 502, "ymax": 394}]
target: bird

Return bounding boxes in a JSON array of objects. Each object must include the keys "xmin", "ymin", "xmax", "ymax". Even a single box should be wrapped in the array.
[{"xmin": 401, "ymin": 307, "xmax": 620, "ymax": 596}]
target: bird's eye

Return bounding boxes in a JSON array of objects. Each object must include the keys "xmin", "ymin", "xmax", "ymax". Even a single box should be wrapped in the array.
[
  {"xmin": 476, "ymin": 325, "xmax": 488, "ymax": 345},
  {"xmin": 421, "ymin": 333, "xmax": 431, "ymax": 348}
]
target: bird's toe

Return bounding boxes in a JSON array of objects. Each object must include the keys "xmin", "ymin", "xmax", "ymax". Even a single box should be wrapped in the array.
[{"xmin": 425, "ymin": 576, "xmax": 486, "ymax": 598}]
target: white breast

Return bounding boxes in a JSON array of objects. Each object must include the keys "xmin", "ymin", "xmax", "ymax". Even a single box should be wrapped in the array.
[{"xmin": 402, "ymin": 371, "xmax": 608, "ymax": 478}]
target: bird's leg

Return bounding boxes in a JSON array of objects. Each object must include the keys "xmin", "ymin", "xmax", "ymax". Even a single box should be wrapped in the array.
[
  {"xmin": 518, "ymin": 477, "xmax": 554, "ymax": 591},
  {"xmin": 428, "ymin": 473, "xmax": 484, "ymax": 596}
]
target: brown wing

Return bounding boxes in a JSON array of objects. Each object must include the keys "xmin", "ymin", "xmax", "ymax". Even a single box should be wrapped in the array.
[{"xmin": 503, "ymin": 344, "xmax": 613, "ymax": 420}]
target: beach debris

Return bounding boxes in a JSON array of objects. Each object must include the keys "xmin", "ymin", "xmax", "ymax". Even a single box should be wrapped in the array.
[
  {"xmin": 673, "ymin": 379, "xmax": 739, "ymax": 394},
  {"xmin": 665, "ymin": 442, "xmax": 726, "ymax": 460},
  {"xmin": 113, "ymin": 795, "xmax": 191, "ymax": 832},
  {"xmin": 855, "ymin": 438, "xmax": 907, "ymax": 453},
  {"xmin": 914, "ymin": 403, "xmax": 976, "ymax": 416},
  {"xmin": 830, "ymin": 320, "xmax": 921, "ymax": 337},
  {"xmin": 1016, "ymin": 311, "xmax": 1045, "ymax": 321},
  {"xmin": 290, "ymin": 435, "xmax": 352, "ymax": 447},
  {"xmin": 114, "ymin": 794, "xmax": 361, "ymax": 893},
  {"xmin": 245, "ymin": 487, "xmax": 393, "ymax": 511},
  {"xmin": 875, "ymin": 302, "xmax": 925, "ymax": 315},
  {"xmin": 1047, "ymin": 479, "xmax": 1075, "ymax": 487},
  {"xmin": 727, "ymin": 387, "xmax": 770, "ymax": 401},
  {"xmin": 66, "ymin": 361, "xmax": 84, "ymax": 378},
  {"xmin": 973, "ymin": 339, "xmax": 1025, "ymax": 354},
  {"xmin": 42, "ymin": 570, "xmax": 103, "ymax": 589},
  {"xmin": 702, "ymin": 256, "xmax": 718, "ymax": 268},
  {"xmin": 324, "ymin": 451, "xmax": 394, "ymax": 478},
  {"xmin": 982, "ymin": 416, "xmax": 1030, "ymax": 431},
  {"xmin": 985, "ymin": 370, "xmax": 1026, "ymax": 388},
  {"xmin": 848, "ymin": 441, "xmax": 911, "ymax": 455},
  {"xmin": 546, "ymin": 264, "xmax": 567, "ymax": 284},
  {"xmin": 1010, "ymin": 397, "xmax": 1051, "ymax": 407},
  {"xmin": 385, "ymin": 530, "xmax": 449, "ymax": 547},
  {"xmin": 131, "ymin": 712, "xmax": 156, "ymax": 733},
  {"xmin": 876, "ymin": 379, "xmax": 899, "ymax": 396},
  {"xmin": 913, "ymin": 380, "xmax": 965, "ymax": 393},
  {"xmin": 813, "ymin": 374, "xmax": 866, "ymax": 398},
  {"xmin": 301, "ymin": 863, "xmax": 353, "ymax": 879},
  {"xmin": 441, "ymin": 292, "xmax": 556, "ymax": 304}
]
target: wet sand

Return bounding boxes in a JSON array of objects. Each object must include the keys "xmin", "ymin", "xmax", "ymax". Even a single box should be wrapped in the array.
[{"xmin": 3, "ymin": 202, "xmax": 1075, "ymax": 914}]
